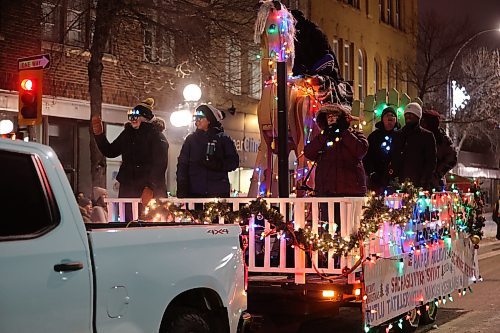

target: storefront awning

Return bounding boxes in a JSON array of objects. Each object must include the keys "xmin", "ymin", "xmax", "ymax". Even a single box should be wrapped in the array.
[{"xmin": 452, "ymin": 163, "xmax": 500, "ymax": 179}]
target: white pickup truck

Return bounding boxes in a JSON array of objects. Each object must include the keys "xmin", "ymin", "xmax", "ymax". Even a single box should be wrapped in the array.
[{"xmin": 0, "ymin": 138, "xmax": 249, "ymax": 333}]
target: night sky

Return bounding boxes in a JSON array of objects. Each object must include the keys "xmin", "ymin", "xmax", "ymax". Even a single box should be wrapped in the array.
[{"xmin": 420, "ymin": 0, "xmax": 500, "ymax": 46}]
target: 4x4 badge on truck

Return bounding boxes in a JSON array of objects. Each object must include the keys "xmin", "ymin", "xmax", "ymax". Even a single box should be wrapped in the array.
[{"xmin": 207, "ymin": 228, "xmax": 229, "ymax": 235}]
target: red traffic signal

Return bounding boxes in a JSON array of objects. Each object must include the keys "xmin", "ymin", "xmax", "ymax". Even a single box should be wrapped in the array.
[{"xmin": 18, "ymin": 70, "xmax": 42, "ymax": 126}]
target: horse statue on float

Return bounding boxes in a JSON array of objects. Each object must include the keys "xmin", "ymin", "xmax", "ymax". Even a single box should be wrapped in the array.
[{"xmin": 248, "ymin": 1, "xmax": 353, "ymax": 197}]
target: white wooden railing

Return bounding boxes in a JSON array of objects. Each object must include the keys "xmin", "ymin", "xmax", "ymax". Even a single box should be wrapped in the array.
[{"xmin": 104, "ymin": 197, "xmax": 367, "ymax": 284}]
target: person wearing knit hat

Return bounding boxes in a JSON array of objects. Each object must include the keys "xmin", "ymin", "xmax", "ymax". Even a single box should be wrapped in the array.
[
  {"xmin": 194, "ymin": 104, "xmax": 226, "ymax": 129},
  {"xmin": 403, "ymin": 102, "xmax": 422, "ymax": 121},
  {"xmin": 363, "ymin": 105, "xmax": 401, "ymax": 194},
  {"xmin": 176, "ymin": 104, "xmax": 239, "ymax": 198},
  {"xmin": 91, "ymin": 97, "xmax": 169, "ymax": 220},
  {"xmin": 303, "ymin": 103, "xmax": 368, "ymax": 197},
  {"xmin": 390, "ymin": 102, "xmax": 437, "ymax": 190}
]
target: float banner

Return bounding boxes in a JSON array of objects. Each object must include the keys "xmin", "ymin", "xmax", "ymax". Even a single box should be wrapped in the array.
[{"xmin": 363, "ymin": 238, "xmax": 478, "ymax": 327}]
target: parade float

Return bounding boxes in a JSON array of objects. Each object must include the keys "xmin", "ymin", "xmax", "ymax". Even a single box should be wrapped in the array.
[{"xmin": 105, "ymin": 1, "xmax": 484, "ymax": 331}]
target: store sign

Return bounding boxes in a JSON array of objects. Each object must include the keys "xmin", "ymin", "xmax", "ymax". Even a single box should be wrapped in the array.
[
  {"xmin": 233, "ymin": 137, "xmax": 260, "ymax": 153},
  {"xmin": 363, "ymin": 238, "xmax": 478, "ymax": 327}
]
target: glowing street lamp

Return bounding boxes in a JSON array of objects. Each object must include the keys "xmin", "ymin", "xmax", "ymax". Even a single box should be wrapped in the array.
[
  {"xmin": 182, "ymin": 84, "xmax": 202, "ymax": 102},
  {"xmin": 170, "ymin": 84, "xmax": 202, "ymax": 127}
]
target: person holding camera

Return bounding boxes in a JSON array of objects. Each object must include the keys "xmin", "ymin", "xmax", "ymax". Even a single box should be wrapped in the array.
[
  {"xmin": 304, "ymin": 103, "xmax": 368, "ymax": 197},
  {"xmin": 176, "ymin": 104, "xmax": 239, "ymax": 198}
]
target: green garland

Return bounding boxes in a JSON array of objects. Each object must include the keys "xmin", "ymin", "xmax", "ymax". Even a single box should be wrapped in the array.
[{"xmin": 141, "ymin": 181, "xmax": 484, "ymax": 256}]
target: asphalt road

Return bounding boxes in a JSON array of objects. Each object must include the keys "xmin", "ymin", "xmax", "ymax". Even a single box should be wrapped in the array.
[{"xmin": 250, "ymin": 236, "xmax": 500, "ymax": 333}]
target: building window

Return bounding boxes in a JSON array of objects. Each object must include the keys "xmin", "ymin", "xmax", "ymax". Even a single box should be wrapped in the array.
[
  {"xmin": 395, "ymin": 0, "xmax": 401, "ymax": 29},
  {"xmin": 42, "ymin": 1, "xmax": 60, "ymax": 42},
  {"xmin": 224, "ymin": 37, "xmax": 242, "ymax": 95},
  {"xmin": 143, "ymin": 26, "xmax": 155, "ymax": 62},
  {"xmin": 374, "ymin": 58, "xmax": 380, "ymax": 92},
  {"xmin": 160, "ymin": 31, "xmax": 175, "ymax": 67},
  {"xmin": 248, "ymin": 49, "xmax": 261, "ymax": 99},
  {"xmin": 379, "ymin": 0, "xmax": 384, "ymax": 22},
  {"xmin": 387, "ymin": 0, "xmax": 393, "ymax": 26},
  {"xmin": 343, "ymin": 43, "xmax": 352, "ymax": 81},
  {"xmin": 41, "ymin": 0, "xmax": 107, "ymax": 50},
  {"xmin": 143, "ymin": 25, "xmax": 176, "ymax": 66},
  {"xmin": 387, "ymin": 59, "xmax": 392, "ymax": 90},
  {"xmin": 332, "ymin": 39, "xmax": 339, "ymax": 59},
  {"xmin": 358, "ymin": 49, "xmax": 365, "ymax": 100},
  {"xmin": 345, "ymin": 0, "xmax": 360, "ymax": 9},
  {"xmin": 395, "ymin": 63, "xmax": 400, "ymax": 89},
  {"xmin": 66, "ymin": 0, "xmax": 85, "ymax": 47}
]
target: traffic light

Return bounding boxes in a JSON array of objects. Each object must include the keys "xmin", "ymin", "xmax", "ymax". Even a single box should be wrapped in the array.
[{"xmin": 18, "ymin": 70, "xmax": 42, "ymax": 126}]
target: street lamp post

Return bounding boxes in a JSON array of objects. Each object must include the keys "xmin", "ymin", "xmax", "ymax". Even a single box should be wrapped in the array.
[{"xmin": 446, "ymin": 28, "xmax": 500, "ymax": 126}]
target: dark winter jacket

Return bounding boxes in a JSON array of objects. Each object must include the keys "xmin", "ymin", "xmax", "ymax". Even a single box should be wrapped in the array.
[
  {"xmin": 430, "ymin": 128, "xmax": 457, "ymax": 188},
  {"xmin": 390, "ymin": 123, "xmax": 437, "ymax": 189},
  {"xmin": 363, "ymin": 121, "xmax": 400, "ymax": 193},
  {"xmin": 94, "ymin": 121, "xmax": 169, "ymax": 198},
  {"xmin": 176, "ymin": 127, "xmax": 239, "ymax": 198},
  {"xmin": 303, "ymin": 128, "xmax": 368, "ymax": 196}
]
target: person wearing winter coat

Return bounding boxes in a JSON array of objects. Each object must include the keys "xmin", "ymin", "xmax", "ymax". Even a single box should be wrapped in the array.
[
  {"xmin": 176, "ymin": 104, "xmax": 239, "ymax": 198},
  {"xmin": 91, "ymin": 186, "xmax": 108, "ymax": 223},
  {"xmin": 303, "ymin": 103, "xmax": 368, "ymax": 196},
  {"xmin": 78, "ymin": 196, "xmax": 92, "ymax": 223},
  {"xmin": 420, "ymin": 110, "xmax": 457, "ymax": 189},
  {"xmin": 363, "ymin": 106, "xmax": 401, "ymax": 194},
  {"xmin": 390, "ymin": 103, "xmax": 437, "ymax": 190},
  {"xmin": 91, "ymin": 98, "xmax": 169, "ymax": 210}
]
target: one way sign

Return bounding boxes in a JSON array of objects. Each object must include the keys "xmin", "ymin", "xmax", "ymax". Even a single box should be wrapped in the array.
[{"xmin": 18, "ymin": 54, "xmax": 51, "ymax": 71}]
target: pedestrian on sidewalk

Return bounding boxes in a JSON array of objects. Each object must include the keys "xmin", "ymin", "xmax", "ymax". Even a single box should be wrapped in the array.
[{"xmin": 493, "ymin": 199, "xmax": 500, "ymax": 240}]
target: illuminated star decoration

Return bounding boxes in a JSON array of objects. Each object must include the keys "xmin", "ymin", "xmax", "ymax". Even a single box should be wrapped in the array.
[{"xmin": 451, "ymin": 80, "xmax": 470, "ymax": 116}]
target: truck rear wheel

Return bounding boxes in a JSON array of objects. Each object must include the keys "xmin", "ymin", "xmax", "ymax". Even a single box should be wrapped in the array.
[
  {"xmin": 166, "ymin": 307, "xmax": 210, "ymax": 333},
  {"xmin": 419, "ymin": 302, "xmax": 437, "ymax": 324}
]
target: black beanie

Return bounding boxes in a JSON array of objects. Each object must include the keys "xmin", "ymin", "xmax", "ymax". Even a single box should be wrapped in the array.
[
  {"xmin": 381, "ymin": 106, "xmax": 397, "ymax": 118},
  {"xmin": 132, "ymin": 98, "xmax": 155, "ymax": 120},
  {"xmin": 196, "ymin": 104, "xmax": 225, "ymax": 127}
]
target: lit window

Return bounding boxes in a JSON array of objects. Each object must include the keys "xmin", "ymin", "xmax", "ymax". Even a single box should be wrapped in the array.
[
  {"xmin": 374, "ymin": 58, "xmax": 380, "ymax": 92},
  {"xmin": 344, "ymin": 43, "xmax": 351, "ymax": 81},
  {"xmin": 248, "ymin": 49, "xmax": 261, "ymax": 99},
  {"xmin": 358, "ymin": 49, "xmax": 365, "ymax": 100},
  {"xmin": 224, "ymin": 37, "xmax": 242, "ymax": 95}
]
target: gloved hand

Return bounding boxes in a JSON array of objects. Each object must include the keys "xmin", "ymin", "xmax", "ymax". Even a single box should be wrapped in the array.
[
  {"xmin": 336, "ymin": 114, "xmax": 350, "ymax": 131},
  {"xmin": 141, "ymin": 187, "xmax": 154, "ymax": 207},
  {"xmin": 91, "ymin": 116, "xmax": 104, "ymax": 135},
  {"xmin": 324, "ymin": 124, "xmax": 340, "ymax": 140},
  {"xmin": 201, "ymin": 155, "xmax": 224, "ymax": 171}
]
